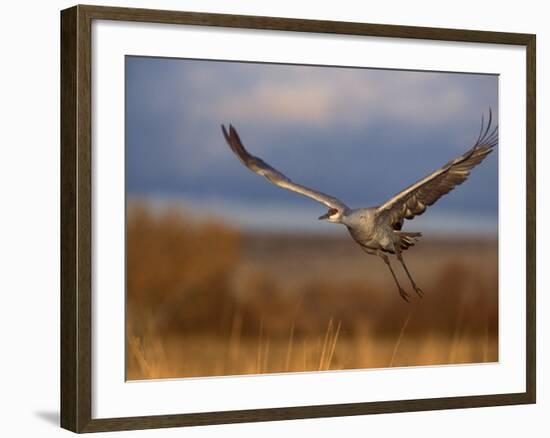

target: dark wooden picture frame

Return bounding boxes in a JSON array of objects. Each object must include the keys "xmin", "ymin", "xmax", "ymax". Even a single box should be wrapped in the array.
[{"xmin": 61, "ymin": 4, "xmax": 536, "ymax": 433}]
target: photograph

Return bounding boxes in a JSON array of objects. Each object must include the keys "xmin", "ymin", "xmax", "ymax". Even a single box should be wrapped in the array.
[{"xmin": 125, "ymin": 56, "xmax": 499, "ymax": 380}]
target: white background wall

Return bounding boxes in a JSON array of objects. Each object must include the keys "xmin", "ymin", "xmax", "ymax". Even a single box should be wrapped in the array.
[{"xmin": 0, "ymin": 0, "xmax": 546, "ymax": 436}]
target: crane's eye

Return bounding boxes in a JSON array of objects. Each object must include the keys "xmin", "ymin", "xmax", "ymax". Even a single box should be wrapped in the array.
[{"xmin": 328, "ymin": 208, "xmax": 338, "ymax": 216}]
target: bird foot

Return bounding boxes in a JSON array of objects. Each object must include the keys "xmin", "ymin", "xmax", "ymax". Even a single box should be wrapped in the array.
[
  {"xmin": 413, "ymin": 285, "xmax": 424, "ymax": 297},
  {"xmin": 399, "ymin": 288, "xmax": 411, "ymax": 303}
]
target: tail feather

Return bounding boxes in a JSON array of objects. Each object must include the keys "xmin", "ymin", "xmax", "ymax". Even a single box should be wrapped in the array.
[{"xmin": 397, "ymin": 231, "xmax": 422, "ymax": 250}]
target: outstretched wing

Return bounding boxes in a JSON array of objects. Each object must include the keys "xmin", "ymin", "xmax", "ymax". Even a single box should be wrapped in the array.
[
  {"xmin": 377, "ymin": 110, "xmax": 498, "ymax": 230},
  {"xmin": 222, "ymin": 124, "xmax": 348, "ymax": 211}
]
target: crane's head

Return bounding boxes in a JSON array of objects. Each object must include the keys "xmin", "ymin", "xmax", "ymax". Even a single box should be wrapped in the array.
[{"xmin": 318, "ymin": 208, "xmax": 343, "ymax": 223}]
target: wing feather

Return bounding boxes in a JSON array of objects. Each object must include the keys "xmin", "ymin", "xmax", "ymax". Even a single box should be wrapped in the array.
[
  {"xmin": 377, "ymin": 110, "xmax": 498, "ymax": 229},
  {"xmin": 222, "ymin": 125, "xmax": 348, "ymax": 211}
]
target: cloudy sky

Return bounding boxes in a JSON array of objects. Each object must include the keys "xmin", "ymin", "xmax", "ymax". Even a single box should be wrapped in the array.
[{"xmin": 126, "ymin": 56, "xmax": 498, "ymax": 235}]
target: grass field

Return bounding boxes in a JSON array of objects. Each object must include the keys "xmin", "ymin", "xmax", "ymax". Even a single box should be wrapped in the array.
[{"xmin": 126, "ymin": 202, "xmax": 498, "ymax": 380}]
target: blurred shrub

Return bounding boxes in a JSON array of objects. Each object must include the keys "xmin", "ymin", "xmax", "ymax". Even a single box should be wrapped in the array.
[{"xmin": 127, "ymin": 202, "xmax": 241, "ymax": 336}]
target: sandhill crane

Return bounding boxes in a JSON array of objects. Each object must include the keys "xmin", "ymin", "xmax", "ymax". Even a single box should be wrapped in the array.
[{"xmin": 221, "ymin": 111, "xmax": 498, "ymax": 302}]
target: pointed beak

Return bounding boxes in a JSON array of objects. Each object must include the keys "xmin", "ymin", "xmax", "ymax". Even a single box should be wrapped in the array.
[{"xmin": 318, "ymin": 212, "xmax": 330, "ymax": 220}]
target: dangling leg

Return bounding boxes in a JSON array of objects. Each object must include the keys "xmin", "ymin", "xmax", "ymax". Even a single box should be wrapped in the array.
[
  {"xmin": 396, "ymin": 252, "xmax": 424, "ymax": 297},
  {"xmin": 378, "ymin": 251, "xmax": 410, "ymax": 302}
]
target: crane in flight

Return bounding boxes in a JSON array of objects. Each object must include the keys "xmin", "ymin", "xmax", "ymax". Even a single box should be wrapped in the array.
[{"xmin": 222, "ymin": 111, "xmax": 498, "ymax": 302}]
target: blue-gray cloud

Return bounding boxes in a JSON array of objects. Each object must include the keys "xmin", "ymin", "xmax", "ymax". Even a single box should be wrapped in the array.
[{"xmin": 126, "ymin": 56, "xmax": 498, "ymax": 231}]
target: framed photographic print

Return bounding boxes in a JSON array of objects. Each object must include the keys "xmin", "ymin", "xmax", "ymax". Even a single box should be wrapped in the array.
[{"xmin": 60, "ymin": 4, "xmax": 536, "ymax": 433}]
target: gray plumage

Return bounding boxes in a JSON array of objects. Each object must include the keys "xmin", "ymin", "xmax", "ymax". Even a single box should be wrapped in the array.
[{"xmin": 221, "ymin": 111, "xmax": 498, "ymax": 302}]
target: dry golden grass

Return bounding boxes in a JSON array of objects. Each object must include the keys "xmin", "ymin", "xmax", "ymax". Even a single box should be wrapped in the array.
[{"xmin": 126, "ymin": 202, "xmax": 498, "ymax": 380}]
